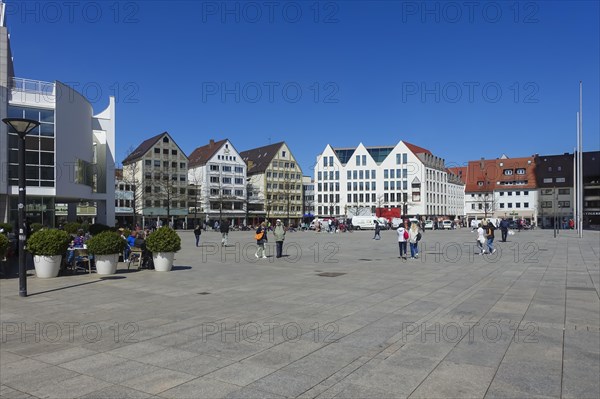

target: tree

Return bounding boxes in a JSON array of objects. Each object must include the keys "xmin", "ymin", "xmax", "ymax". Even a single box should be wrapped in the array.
[
  {"xmin": 474, "ymin": 192, "xmax": 495, "ymax": 219},
  {"xmin": 154, "ymin": 165, "xmax": 187, "ymax": 222},
  {"xmin": 188, "ymin": 168, "xmax": 203, "ymax": 226},
  {"xmin": 121, "ymin": 146, "xmax": 144, "ymax": 227}
]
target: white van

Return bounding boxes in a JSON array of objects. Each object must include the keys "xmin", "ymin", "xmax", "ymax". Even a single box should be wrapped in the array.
[{"xmin": 351, "ymin": 216, "xmax": 379, "ymax": 230}]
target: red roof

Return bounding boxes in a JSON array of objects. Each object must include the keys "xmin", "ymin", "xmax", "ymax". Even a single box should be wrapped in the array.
[
  {"xmin": 447, "ymin": 166, "xmax": 467, "ymax": 184},
  {"xmin": 403, "ymin": 141, "xmax": 432, "ymax": 156},
  {"xmin": 464, "ymin": 157, "xmax": 537, "ymax": 192},
  {"xmin": 188, "ymin": 139, "xmax": 228, "ymax": 168}
]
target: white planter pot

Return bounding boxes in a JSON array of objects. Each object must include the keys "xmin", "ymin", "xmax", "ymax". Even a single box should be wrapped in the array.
[
  {"xmin": 153, "ymin": 252, "xmax": 175, "ymax": 272},
  {"xmin": 95, "ymin": 254, "xmax": 119, "ymax": 275},
  {"xmin": 33, "ymin": 255, "xmax": 62, "ymax": 278}
]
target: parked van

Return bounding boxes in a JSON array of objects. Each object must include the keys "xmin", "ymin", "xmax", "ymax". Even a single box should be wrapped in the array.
[{"xmin": 351, "ymin": 216, "xmax": 379, "ymax": 230}]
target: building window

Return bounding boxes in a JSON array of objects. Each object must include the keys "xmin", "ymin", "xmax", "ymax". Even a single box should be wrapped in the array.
[
  {"xmin": 362, "ymin": 155, "xmax": 366, "ymax": 165},
  {"xmin": 516, "ymin": 203, "xmax": 521, "ymax": 208},
  {"xmin": 542, "ymin": 201, "xmax": 552, "ymax": 208},
  {"xmin": 543, "ymin": 178, "xmax": 553, "ymax": 183},
  {"xmin": 507, "ymin": 203, "xmax": 513, "ymax": 208},
  {"xmin": 145, "ymin": 160, "xmax": 151, "ymax": 166},
  {"xmin": 499, "ymin": 192, "xmax": 504, "ymax": 196},
  {"xmin": 503, "ymin": 169, "xmax": 513, "ymax": 175},
  {"xmin": 471, "ymin": 204, "xmax": 475, "ymax": 210},
  {"xmin": 559, "ymin": 201, "xmax": 570, "ymax": 207},
  {"xmin": 515, "ymin": 191, "xmax": 520, "ymax": 196},
  {"xmin": 154, "ymin": 148, "xmax": 160, "ymax": 154},
  {"xmin": 558, "ymin": 188, "xmax": 570, "ymax": 195},
  {"xmin": 516, "ymin": 168, "xmax": 526, "ymax": 174},
  {"xmin": 356, "ymin": 155, "xmax": 360, "ymax": 166},
  {"xmin": 508, "ymin": 192, "xmax": 512, "ymax": 196},
  {"xmin": 524, "ymin": 202, "xmax": 529, "ymax": 207},
  {"xmin": 499, "ymin": 203, "xmax": 505, "ymax": 208},
  {"xmin": 477, "ymin": 181, "xmax": 484, "ymax": 186},
  {"xmin": 282, "ymin": 151, "xmax": 286, "ymax": 157},
  {"xmin": 210, "ymin": 165, "xmax": 219, "ymax": 171},
  {"xmin": 556, "ymin": 178, "xmax": 566, "ymax": 183}
]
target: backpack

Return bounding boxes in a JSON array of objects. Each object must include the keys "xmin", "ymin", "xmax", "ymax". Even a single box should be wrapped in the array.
[
  {"xmin": 416, "ymin": 232, "xmax": 422, "ymax": 242},
  {"xmin": 403, "ymin": 230, "xmax": 409, "ymax": 240}
]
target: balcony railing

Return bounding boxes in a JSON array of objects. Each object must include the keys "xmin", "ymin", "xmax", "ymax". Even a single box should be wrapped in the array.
[{"xmin": 11, "ymin": 77, "xmax": 56, "ymax": 96}]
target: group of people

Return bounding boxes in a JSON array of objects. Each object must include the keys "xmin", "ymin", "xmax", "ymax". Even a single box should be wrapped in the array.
[
  {"xmin": 373, "ymin": 220, "xmax": 422, "ymax": 260},
  {"xmin": 253, "ymin": 219, "xmax": 286, "ymax": 259},
  {"xmin": 122, "ymin": 228, "xmax": 153, "ymax": 269}
]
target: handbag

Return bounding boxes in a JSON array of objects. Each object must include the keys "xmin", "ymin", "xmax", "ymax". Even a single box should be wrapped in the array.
[{"xmin": 255, "ymin": 231, "xmax": 264, "ymax": 240}]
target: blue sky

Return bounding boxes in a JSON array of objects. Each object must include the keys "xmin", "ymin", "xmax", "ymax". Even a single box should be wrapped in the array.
[{"xmin": 5, "ymin": 0, "xmax": 599, "ymax": 174}]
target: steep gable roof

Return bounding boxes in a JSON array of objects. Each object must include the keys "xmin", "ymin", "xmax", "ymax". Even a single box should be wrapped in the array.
[
  {"xmin": 403, "ymin": 141, "xmax": 432, "ymax": 156},
  {"xmin": 122, "ymin": 132, "xmax": 166, "ymax": 164},
  {"xmin": 188, "ymin": 139, "xmax": 228, "ymax": 168},
  {"xmin": 240, "ymin": 142, "xmax": 285, "ymax": 175}
]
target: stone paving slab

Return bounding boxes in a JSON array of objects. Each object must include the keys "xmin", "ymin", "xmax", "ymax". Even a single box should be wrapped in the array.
[{"xmin": 1, "ymin": 229, "xmax": 598, "ymax": 398}]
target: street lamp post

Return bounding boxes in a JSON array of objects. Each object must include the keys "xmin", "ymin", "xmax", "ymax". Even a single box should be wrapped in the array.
[{"xmin": 3, "ymin": 118, "xmax": 40, "ymax": 297}]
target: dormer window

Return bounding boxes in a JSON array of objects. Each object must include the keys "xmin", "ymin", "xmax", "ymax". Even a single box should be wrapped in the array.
[
  {"xmin": 477, "ymin": 181, "xmax": 484, "ymax": 186},
  {"xmin": 503, "ymin": 169, "xmax": 513, "ymax": 175},
  {"xmin": 516, "ymin": 168, "xmax": 526, "ymax": 175},
  {"xmin": 162, "ymin": 136, "xmax": 169, "ymax": 143}
]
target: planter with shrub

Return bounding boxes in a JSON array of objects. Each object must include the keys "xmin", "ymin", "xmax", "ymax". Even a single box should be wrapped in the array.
[
  {"xmin": 0, "ymin": 233, "xmax": 8, "ymax": 260},
  {"xmin": 86, "ymin": 231, "xmax": 126, "ymax": 275},
  {"xmin": 63, "ymin": 222, "xmax": 82, "ymax": 235},
  {"xmin": 26, "ymin": 229, "xmax": 70, "ymax": 278},
  {"xmin": 146, "ymin": 227, "xmax": 181, "ymax": 272}
]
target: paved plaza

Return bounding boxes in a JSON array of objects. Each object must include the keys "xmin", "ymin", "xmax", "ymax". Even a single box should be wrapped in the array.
[{"xmin": 1, "ymin": 228, "xmax": 599, "ymax": 398}]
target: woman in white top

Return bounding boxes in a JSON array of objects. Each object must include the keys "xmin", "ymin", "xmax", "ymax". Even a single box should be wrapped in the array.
[
  {"xmin": 397, "ymin": 224, "xmax": 408, "ymax": 259},
  {"xmin": 476, "ymin": 223, "xmax": 486, "ymax": 254},
  {"xmin": 408, "ymin": 222, "xmax": 420, "ymax": 259}
]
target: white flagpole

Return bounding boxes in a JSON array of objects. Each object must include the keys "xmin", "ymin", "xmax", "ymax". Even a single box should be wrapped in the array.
[{"xmin": 578, "ymin": 81, "xmax": 583, "ymax": 237}]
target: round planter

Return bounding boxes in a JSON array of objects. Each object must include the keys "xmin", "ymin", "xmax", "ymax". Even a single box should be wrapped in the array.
[
  {"xmin": 153, "ymin": 252, "xmax": 175, "ymax": 272},
  {"xmin": 95, "ymin": 254, "xmax": 119, "ymax": 275},
  {"xmin": 33, "ymin": 255, "xmax": 62, "ymax": 278}
]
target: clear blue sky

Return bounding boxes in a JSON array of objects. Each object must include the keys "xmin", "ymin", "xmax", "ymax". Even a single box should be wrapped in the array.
[{"xmin": 5, "ymin": 0, "xmax": 599, "ymax": 174}]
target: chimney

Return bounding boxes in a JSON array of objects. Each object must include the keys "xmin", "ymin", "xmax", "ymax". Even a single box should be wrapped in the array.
[{"xmin": 209, "ymin": 139, "xmax": 214, "ymax": 147}]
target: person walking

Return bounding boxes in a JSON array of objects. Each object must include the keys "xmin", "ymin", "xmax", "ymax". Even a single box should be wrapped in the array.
[
  {"xmin": 373, "ymin": 221, "xmax": 381, "ymax": 240},
  {"xmin": 397, "ymin": 224, "xmax": 408, "ymax": 259},
  {"xmin": 220, "ymin": 219, "xmax": 230, "ymax": 247},
  {"xmin": 194, "ymin": 223, "xmax": 202, "ymax": 247},
  {"xmin": 273, "ymin": 219, "xmax": 286, "ymax": 258},
  {"xmin": 499, "ymin": 218, "xmax": 509, "ymax": 242},
  {"xmin": 476, "ymin": 223, "xmax": 486, "ymax": 254},
  {"xmin": 255, "ymin": 222, "xmax": 268, "ymax": 259},
  {"xmin": 408, "ymin": 222, "xmax": 421, "ymax": 259},
  {"xmin": 486, "ymin": 221, "xmax": 497, "ymax": 254}
]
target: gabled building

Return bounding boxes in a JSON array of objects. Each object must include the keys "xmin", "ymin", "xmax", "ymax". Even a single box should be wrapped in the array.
[
  {"xmin": 582, "ymin": 151, "xmax": 600, "ymax": 229},
  {"xmin": 187, "ymin": 139, "xmax": 246, "ymax": 225},
  {"xmin": 1, "ymin": 4, "xmax": 115, "ymax": 226},
  {"xmin": 122, "ymin": 132, "xmax": 188, "ymax": 228},
  {"xmin": 240, "ymin": 142, "xmax": 304, "ymax": 226},
  {"xmin": 313, "ymin": 141, "xmax": 463, "ymax": 220},
  {"xmin": 461, "ymin": 155, "xmax": 538, "ymax": 224}
]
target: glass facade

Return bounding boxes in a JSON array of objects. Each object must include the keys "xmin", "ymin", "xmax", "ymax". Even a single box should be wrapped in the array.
[{"xmin": 7, "ymin": 105, "xmax": 55, "ymax": 187}]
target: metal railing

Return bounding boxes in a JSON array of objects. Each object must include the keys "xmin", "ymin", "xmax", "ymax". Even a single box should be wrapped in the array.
[{"xmin": 11, "ymin": 77, "xmax": 56, "ymax": 96}]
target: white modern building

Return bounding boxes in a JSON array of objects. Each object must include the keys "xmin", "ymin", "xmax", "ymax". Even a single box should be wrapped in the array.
[
  {"xmin": 188, "ymin": 139, "xmax": 247, "ymax": 225},
  {"xmin": 313, "ymin": 141, "xmax": 464, "ymax": 220},
  {"xmin": 0, "ymin": 4, "xmax": 116, "ymax": 226},
  {"xmin": 302, "ymin": 176, "xmax": 315, "ymax": 222}
]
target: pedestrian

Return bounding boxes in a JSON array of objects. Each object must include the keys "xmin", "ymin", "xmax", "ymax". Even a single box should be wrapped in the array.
[
  {"xmin": 486, "ymin": 221, "xmax": 496, "ymax": 254},
  {"xmin": 408, "ymin": 222, "xmax": 421, "ymax": 259},
  {"xmin": 194, "ymin": 223, "xmax": 202, "ymax": 247},
  {"xmin": 220, "ymin": 219, "xmax": 230, "ymax": 247},
  {"xmin": 476, "ymin": 223, "xmax": 486, "ymax": 254},
  {"xmin": 373, "ymin": 221, "xmax": 381, "ymax": 240},
  {"xmin": 397, "ymin": 224, "xmax": 408, "ymax": 259},
  {"xmin": 273, "ymin": 219, "xmax": 286, "ymax": 258},
  {"xmin": 499, "ymin": 218, "xmax": 509, "ymax": 242},
  {"xmin": 255, "ymin": 222, "xmax": 268, "ymax": 259}
]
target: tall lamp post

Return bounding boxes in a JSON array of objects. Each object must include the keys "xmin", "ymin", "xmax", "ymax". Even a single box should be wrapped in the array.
[{"xmin": 3, "ymin": 118, "xmax": 40, "ymax": 297}]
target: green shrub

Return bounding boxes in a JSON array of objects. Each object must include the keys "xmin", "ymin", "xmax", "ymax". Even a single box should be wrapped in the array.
[
  {"xmin": 0, "ymin": 234, "xmax": 8, "ymax": 259},
  {"xmin": 0, "ymin": 223, "xmax": 12, "ymax": 233},
  {"xmin": 63, "ymin": 222, "xmax": 81, "ymax": 235},
  {"xmin": 81, "ymin": 221, "xmax": 90, "ymax": 233},
  {"xmin": 86, "ymin": 231, "xmax": 126, "ymax": 255},
  {"xmin": 31, "ymin": 223, "xmax": 43, "ymax": 234},
  {"xmin": 26, "ymin": 229, "xmax": 70, "ymax": 256},
  {"xmin": 146, "ymin": 227, "xmax": 181, "ymax": 253},
  {"xmin": 88, "ymin": 223, "xmax": 111, "ymax": 236}
]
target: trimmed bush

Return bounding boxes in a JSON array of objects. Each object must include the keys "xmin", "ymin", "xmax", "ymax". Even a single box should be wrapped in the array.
[
  {"xmin": 146, "ymin": 227, "xmax": 181, "ymax": 253},
  {"xmin": 26, "ymin": 229, "xmax": 70, "ymax": 256},
  {"xmin": 88, "ymin": 223, "xmax": 112, "ymax": 236},
  {"xmin": 63, "ymin": 222, "xmax": 82, "ymax": 235},
  {"xmin": 86, "ymin": 231, "xmax": 126, "ymax": 255},
  {"xmin": 31, "ymin": 223, "xmax": 43, "ymax": 234},
  {"xmin": 0, "ymin": 223, "xmax": 12, "ymax": 233},
  {"xmin": 0, "ymin": 234, "xmax": 8, "ymax": 259}
]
